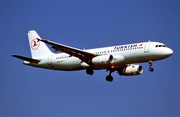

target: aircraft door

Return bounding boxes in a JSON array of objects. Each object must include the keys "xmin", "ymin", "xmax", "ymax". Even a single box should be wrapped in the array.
[
  {"xmin": 144, "ymin": 42, "xmax": 150, "ymax": 53},
  {"xmin": 47, "ymin": 55, "xmax": 53, "ymax": 65}
]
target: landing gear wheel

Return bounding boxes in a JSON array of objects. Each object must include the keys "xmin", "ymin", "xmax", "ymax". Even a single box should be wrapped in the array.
[
  {"xmin": 106, "ymin": 75, "xmax": 113, "ymax": 82},
  {"xmin": 149, "ymin": 67, "xmax": 154, "ymax": 72},
  {"xmin": 148, "ymin": 60, "xmax": 154, "ymax": 72},
  {"xmin": 86, "ymin": 68, "xmax": 94, "ymax": 75}
]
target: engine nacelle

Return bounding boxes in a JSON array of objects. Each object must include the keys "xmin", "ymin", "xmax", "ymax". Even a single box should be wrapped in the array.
[
  {"xmin": 92, "ymin": 55, "xmax": 125, "ymax": 67},
  {"xmin": 92, "ymin": 55, "xmax": 113, "ymax": 65},
  {"xmin": 118, "ymin": 64, "xmax": 143, "ymax": 76}
]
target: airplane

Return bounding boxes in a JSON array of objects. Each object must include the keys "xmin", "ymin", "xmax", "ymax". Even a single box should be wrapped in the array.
[{"xmin": 12, "ymin": 30, "xmax": 173, "ymax": 82}]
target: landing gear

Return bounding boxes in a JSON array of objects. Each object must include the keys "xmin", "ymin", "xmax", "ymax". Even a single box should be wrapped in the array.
[
  {"xmin": 148, "ymin": 60, "xmax": 154, "ymax": 72},
  {"xmin": 86, "ymin": 68, "xmax": 94, "ymax": 75},
  {"xmin": 106, "ymin": 75, "xmax": 113, "ymax": 82},
  {"xmin": 105, "ymin": 69, "xmax": 114, "ymax": 82},
  {"xmin": 149, "ymin": 67, "xmax": 154, "ymax": 72}
]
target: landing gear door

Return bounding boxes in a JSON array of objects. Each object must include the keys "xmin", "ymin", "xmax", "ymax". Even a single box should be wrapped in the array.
[
  {"xmin": 47, "ymin": 55, "xmax": 53, "ymax": 65},
  {"xmin": 144, "ymin": 42, "xmax": 150, "ymax": 53}
]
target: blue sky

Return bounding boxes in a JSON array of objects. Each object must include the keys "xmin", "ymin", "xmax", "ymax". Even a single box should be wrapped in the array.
[{"xmin": 0, "ymin": 0, "xmax": 180, "ymax": 117}]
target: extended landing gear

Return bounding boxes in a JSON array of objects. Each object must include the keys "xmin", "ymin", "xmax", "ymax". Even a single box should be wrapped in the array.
[
  {"xmin": 86, "ymin": 68, "xmax": 114, "ymax": 82},
  {"xmin": 148, "ymin": 60, "xmax": 154, "ymax": 72},
  {"xmin": 86, "ymin": 68, "xmax": 94, "ymax": 75},
  {"xmin": 106, "ymin": 75, "xmax": 113, "ymax": 82},
  {"xmin": 106, "ymin": 70, "xmax": 114, "ymax": 82},
  {"xmin": 149, "ymin": 67, "xmax": 154, "ymax": 72}
]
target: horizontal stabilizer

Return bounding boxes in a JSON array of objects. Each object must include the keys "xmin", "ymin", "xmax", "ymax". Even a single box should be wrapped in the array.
[{"xmin": 12, "ymin": 54, "xmax": 40, "ymax": 63}]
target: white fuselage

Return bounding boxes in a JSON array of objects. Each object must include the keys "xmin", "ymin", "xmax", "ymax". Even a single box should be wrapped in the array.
[{"xmin": 24, "ymin": 41, "xmax": 173, "ymax": 71}]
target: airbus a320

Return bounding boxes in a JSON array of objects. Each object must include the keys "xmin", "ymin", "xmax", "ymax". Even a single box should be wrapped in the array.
[{"xmin": 12, "ymin": 30, "xmax": 173, "ymax": 82}]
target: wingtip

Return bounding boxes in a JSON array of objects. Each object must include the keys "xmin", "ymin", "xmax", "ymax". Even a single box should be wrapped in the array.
[{"xmin": 11, "ymin": 54, "xmax": 17, "ymax": 57}]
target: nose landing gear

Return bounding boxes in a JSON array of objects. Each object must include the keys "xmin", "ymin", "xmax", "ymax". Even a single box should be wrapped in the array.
[{"xmin": 148, "ymin": 60, "xmax": 154, "ymax": 72}]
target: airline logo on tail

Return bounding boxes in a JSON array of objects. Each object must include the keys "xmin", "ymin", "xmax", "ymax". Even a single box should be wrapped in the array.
[{"xmin": 31, "ymin": 38, "xmax": 40, "ymax": 50}]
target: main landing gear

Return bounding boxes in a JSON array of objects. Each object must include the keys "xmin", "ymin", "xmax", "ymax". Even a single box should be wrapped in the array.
[
  {"xmin": 106, "ymin": 70, "xmax": 114, "ymax": 82},
  {"xmin": 106, "ymin": 75, "xmax": 113, "ymax": 82},
  {"xmin": 86, "ymin": 68, "xmax": 94, "ymax": 75},
  {"xmin": 148, "ymin": 60, "xmax": 154, "ymax": 72},
  {"xmin": 86, "ymin": 68, "xmax": 114, "ymax": 82}
]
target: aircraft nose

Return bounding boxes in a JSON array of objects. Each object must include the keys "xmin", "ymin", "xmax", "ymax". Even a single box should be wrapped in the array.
[
  {"xmin": 170, "ymin": 49, "xmax": 173, "ymax": 55},
  {"xmin": 165, "ymin": 48, "xmax": 173, "ymax": 56}
]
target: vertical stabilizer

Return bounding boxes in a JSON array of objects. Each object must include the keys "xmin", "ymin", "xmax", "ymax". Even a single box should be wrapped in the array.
[{"xmin": 27, "ymin": 30, "xmax": 53, "ymax": 58}]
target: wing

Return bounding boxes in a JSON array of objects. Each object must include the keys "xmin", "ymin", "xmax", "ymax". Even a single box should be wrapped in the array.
[
  {"xmin": 38, "ymin": 39, "xmax": 96, "ymax": 64},
  {"xmin": 12, "ymin": 54, "xmax": 40, "ymax": 63}
]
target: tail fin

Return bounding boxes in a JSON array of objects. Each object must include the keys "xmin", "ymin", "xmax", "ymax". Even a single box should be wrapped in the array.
[{"xmin": 27, "ymin": 30, "xmax": 53, "ymax": 58}]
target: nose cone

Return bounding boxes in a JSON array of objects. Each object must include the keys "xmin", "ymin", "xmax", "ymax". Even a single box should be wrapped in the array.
[
  {"xmin": 170, "ymin": 49, "xmax": 173, "ymax": 55},
  {"xmin": 164, "ymin": 48, "xmax": 173, "ymax": 56}
]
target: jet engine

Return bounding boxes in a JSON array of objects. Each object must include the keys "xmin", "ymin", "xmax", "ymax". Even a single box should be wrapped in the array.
[{"xmin": 117, "ymin": 64, "xmax": 143, "ymax": 76}]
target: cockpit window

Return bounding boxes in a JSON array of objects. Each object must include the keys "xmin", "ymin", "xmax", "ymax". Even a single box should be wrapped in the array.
[{"xmin": 155, "ymin": 45, "xmax": 166, "ymax": 47}]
